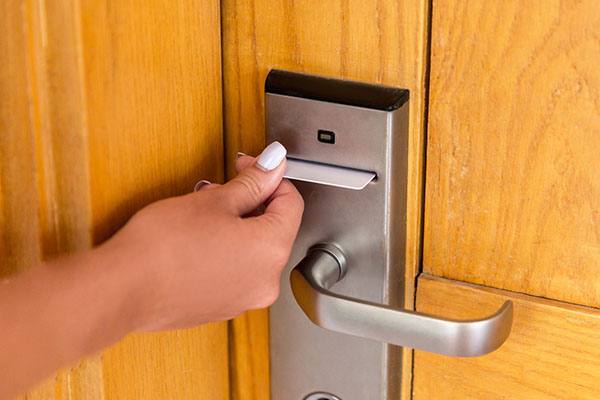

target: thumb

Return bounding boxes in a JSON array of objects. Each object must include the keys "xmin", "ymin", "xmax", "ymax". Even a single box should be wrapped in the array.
[{"xmin": 221, "ymin": 142, "xmax": 287, "ymax": 215}]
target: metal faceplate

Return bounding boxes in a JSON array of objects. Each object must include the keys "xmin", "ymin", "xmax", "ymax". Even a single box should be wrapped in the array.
[{"xmin": 267, "ymin": 83, "xmax": 409, "ymax": 400}]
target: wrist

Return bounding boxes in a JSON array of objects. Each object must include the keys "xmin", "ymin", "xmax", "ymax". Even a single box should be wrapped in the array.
[
  {"xmin": 86, "ymin": 240, "xmax": 151, "ymax": 336},
  {"xmin": 37, "ymin": 243, "xmax": 147, "ymax": 359}
]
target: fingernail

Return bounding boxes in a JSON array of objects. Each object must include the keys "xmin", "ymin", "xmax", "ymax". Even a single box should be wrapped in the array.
[
  {"xmin": 194, "ymin": 179, "xmax": 211, "ymax": 192},
  {"xmin": 236, "ymin": 151, "xmax": 247, "ymax": 159},
  {"xmin": 256, "ymin": 141, "xmax": 287, "ymax": 171}
]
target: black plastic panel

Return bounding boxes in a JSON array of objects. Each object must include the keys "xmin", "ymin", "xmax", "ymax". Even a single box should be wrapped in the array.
[{"xmin": 265, "ymin": 69, "xmax": 409, "ymax": 111}]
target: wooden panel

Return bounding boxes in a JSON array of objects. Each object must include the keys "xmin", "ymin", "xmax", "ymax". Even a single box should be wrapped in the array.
[
  {"xmin": 77, "ymin": 0, "xmax": 229, "ymax": 398},
  {"xmin": 2, "ymin": 0, "xmax": 97, "ymax": 397},
  {"xmin": 81, "ymin": 0, "xmax": 226, "ymax": 242},
  {"xmin": 221, "ymin": 1, "xmax": 429, "ymax": 398},
  {"xmin": 413, "ymin": 274, "xmax": 600, "ymax": 399},
  {"xmin": 227, "ymin": 310, "xmax": 270, "ymax": 400},
  {"xmin": 1, "ymin": 0, "xmax": 228, "ymax": 398},
  {"xmin": 30, "ymin": 0, "xmax": 105, "ymax": 395},
  {"xmin": 1, "ymin": 0, "xmax": 42, "ymax": 277},
  {"xmin": 103, "ymin": 327, "xmax": 229, "ymax": 399},
  {"xmin": 1, "ymin": 1, "xmax": 53, "ymax": 397},
  {"xmin": 424, "ymin": 1, "xmax": 600, "ymax": 306}
]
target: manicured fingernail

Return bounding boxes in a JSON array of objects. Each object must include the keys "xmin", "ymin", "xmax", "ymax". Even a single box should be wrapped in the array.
[
  {"xmin": 194, "ymin": 180, "xmax": 211, "ymax": 192},
  {"xmin": 256, "ymin": 141, "xmax": 287, "ymax": 171},
  {"xmin": 236, "ymin": 151, "xmax": 247, "ymax": 159}
]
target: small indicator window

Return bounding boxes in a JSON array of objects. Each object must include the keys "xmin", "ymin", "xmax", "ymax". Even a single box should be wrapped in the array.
[{"xmin": 317, "ymin": 129, "xmax": 335, "ymax": 144}]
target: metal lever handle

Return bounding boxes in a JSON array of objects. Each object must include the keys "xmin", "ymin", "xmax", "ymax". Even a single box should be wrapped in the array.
[{"xmin": 290, "ymin": 243, "xmax": 513, "ymax": 357}]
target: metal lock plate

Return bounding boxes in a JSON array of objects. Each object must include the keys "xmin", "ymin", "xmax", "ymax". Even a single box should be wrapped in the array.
[
  {"xmin": 266, "ymin": 70, "xmax": 409, "ymax": 400},
  {"xmin": 266, "ymin": 70, "xmax": 512, "ymax": 400}
]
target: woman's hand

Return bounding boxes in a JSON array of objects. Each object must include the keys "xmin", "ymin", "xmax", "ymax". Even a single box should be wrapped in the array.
[
  {"xmin": 0, "ymin": 142, "xmax": 303, "ymax": 400},
  {"xmin": 104, "ymin": 141, "xmax": 304, "ymax": 331}
]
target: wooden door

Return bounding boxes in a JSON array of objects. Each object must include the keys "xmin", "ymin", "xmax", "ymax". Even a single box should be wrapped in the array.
[
  {"xmin": 1, "ymin": 0, "xmax": 228, "ymax": 398},
  {"xmin": 5, "ymin": 1, "xmax": 598, "ymax": 399},
  {"xmin": 414, "ymin": 1, "xmax": 600, "ymax": 398}
]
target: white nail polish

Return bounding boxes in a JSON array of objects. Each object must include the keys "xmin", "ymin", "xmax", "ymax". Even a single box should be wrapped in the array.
[{"xmin": 256, "ymin": 141, "xmax": 287, "ymax": 171}]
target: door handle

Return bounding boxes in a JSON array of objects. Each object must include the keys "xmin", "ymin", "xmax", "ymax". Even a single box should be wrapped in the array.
[{"xmin": 290, "ymin": 243, "xmax": 513, "ymax": 357}]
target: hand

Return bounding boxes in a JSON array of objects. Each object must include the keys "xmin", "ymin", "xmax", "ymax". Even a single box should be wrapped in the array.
[
  {"xmin": 0, "ymin": 142, "xmax": 302, "ymax": 399},
  {"xmin": 103, "ymin": 142, "xmax": 304, "ymax": 331}
]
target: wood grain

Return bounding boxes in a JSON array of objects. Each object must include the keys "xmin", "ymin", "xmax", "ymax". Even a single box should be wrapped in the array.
[
  {"xmin": 29, "ymin": 0, "xmax": 105, "ymax": 395},
  {"xmin": 103, "ymin": 326, "xmax": 229, "ymax": 400},
  {"xmin": 413, "ymin": 274, "xmax": 600, "ymax": 399},
  {"xmin": 77, "ymin": 0, "xmax": 229, "ymax": 398},
  {"xmin": 1, "ymin": 1, "xmax": 54, "ymax": 398},
  {"xmin": 1, "ymin": 0, "xmax": 228, "ymax": 398},
  {"xmin": 424, "ymin": 0, "xmax": 600, "ymax": 307},
  {"xmin": 81, "ymin": 0, "xmax": 225, "ymax": 242},
  {"xmin": 0, "ymin": 0, "xmax": 44, "ymax": 278},
  {"xmin": 228, "ymin": 310, "xmax": 270, "ymax": 400},
  {"xmin": 2, "ymin": 0, "xmax": 97, "ymax": 397},
  {"xmin": 221, "ymin": 1, "xmax": 429, "ymax": 398}
]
